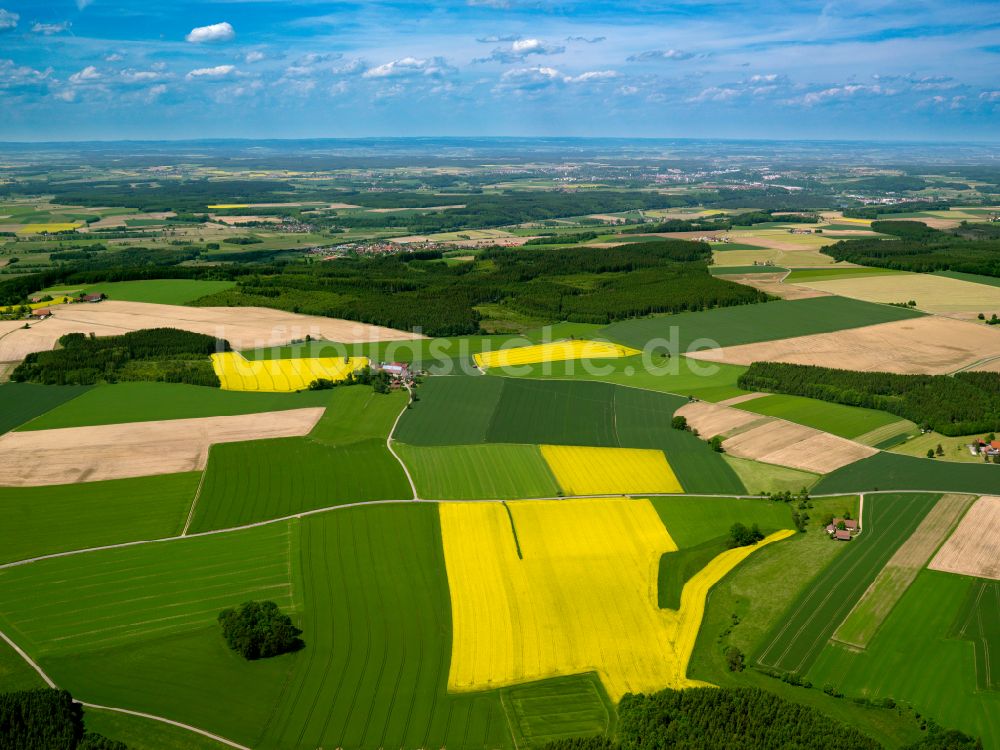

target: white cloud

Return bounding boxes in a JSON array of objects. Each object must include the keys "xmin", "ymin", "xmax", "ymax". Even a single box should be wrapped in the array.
[
  {"xmin": 104, "ymin": 53, "xmax": 123, "ymax": 62},
  {"xmin": 68, "ymin": 65, "xmax": 101, "ymax": 84},
  {"xmin": 32, "ymin": 21, "xmax": 70, "ymax": 35},
  {"xmin": 0, "ymin": 58, "xmax": 51, "ymax": 89},
  {"xmin": 144, "ymin": 83, "xmax": 167, "ymax": 102},
  {"xmin": 564, "ymin": 70, "xmax": 618, "ymax": 83},
  {"xmin": 688, "ymin": 86, "xmax": 740, "ymax": 103},
  {"xmin": 628, "ymin": 49, "xmax": 696, "ymax": 62},
  {"xmin": 476, "ymin": 38, "xmax": 565, "ymax": 63},
  {"xmin": 186, "ymin": 64, "xmax": 236, "ymax": 80},
  {"xmin": 801, "ymin": 83, "xmax": 894, "ymax": 105},
  {"xmin": 186, "ymin": 22, "xmax": 235, "ymax": 44},
  {"xmin": 245, "ymin": 50, "xmax": 265, "ymax": 64},
  {"xmin": 0, "ymin": 8, "xmax": 18, "ymax": 30},
  {"xmin": 980, "ymin": 90, "xmax": 1000, "ymax": 102},
  {"xmin": 76, "ymin": 0, "xmax": 93, "ymax": 9},
  {"xmin": 363, "ymin": 56, "xmax": 453, "ymax": 79},
  {"xmin": 119, "ymin": 69, "xmax": 163, "ymax": 83},
  {"xmin": 54, "ymin": 88, "xmax": 76, "ymax": 102}
]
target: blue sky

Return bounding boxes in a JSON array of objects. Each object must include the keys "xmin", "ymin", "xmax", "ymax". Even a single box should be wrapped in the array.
[{"xmin": 0, "ymin": 0, "xmax": 998, "ymax": 141}]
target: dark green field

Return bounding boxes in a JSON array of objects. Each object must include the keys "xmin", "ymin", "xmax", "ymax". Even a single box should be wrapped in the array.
[
  {"xmin": 395, "ymin": 377, "xmax": 744, "ymax": 493},
  {"xmin": 0, "ymin": 382, "xmax": 92, "ymax": 434},
  {"xmin": 599, "ymin": 296, "xmax": 924, "ymax": 351},
  {"xmin": 19, "ymin": 381, "xmax": 333, "ymax": 430},
  {"xmin": 949, "ymin": 577, "xmax": 1000, "ymax": 691},
  {"xmin": 814, "ymin": 452, "xmax": 1000, "ymax": 495},
  {"xmin": 755, "ymin": 492, "xmax": 939, "ymax": 676}
]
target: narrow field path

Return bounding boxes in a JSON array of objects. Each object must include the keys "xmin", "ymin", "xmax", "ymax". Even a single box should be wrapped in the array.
[{"xmin": 387, "ymin": 384, "xmax": 420, "ymax": 500}]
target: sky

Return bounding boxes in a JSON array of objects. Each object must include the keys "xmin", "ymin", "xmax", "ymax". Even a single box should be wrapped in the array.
[{"xmin": 0, "ymin": 0, "xmax": 998, "ymax": 141}]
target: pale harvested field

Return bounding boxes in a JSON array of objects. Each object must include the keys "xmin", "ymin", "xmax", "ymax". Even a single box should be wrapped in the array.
[
  {"xmin": 711, "ymin": 247, "xmax": 845, "ymax": 268},
  {"xmin": 723, "ymin": 420, "xmax": 876, "ymax": 474},
  {"xmin": 688, "ymin": 317, "xmax": 1000, "ymax": 375},
  {"xmin": 716, "ymin": 392, "xmax": 768, "ymax": 407},
  {"xmin": 0, "ymin": 408, "xmax": 323, "ymax": 486},
  {"xmin": 85, "ymin": 212, "xmax": 175, "ymax": 230},
  {"xmin": 930, "ymin": 496, "xmax": 1000, "ymax": 580},
  {"xmin": 715, "ymin": 272, "xmax": 830, "ymax": 300},
  {"xmin": 729, "ymin": 229, "xmax": 836, "ymax": 252},
  {"xmin": 674, "ymin": 400, "xmax": 769, "ymax": 438},
  {"xmin": 880, "ymin": 216, "xmax": 961, "ymax": 230},
  {"xmin": 796, "ymin": 273, "xmax": 1000, "ymax": 314},
  {"xmin": 0, "ymin": 301, "xmax": 424, "ymax": 361},
  {"xmin": 834, "ymin": 493, "xmax": 976, "ymax": 648},
  {"xmin": 0, "ymin": 316, "xmax": 133, "ymax": 364},
  {"xmin": 210, "ymin": 214, "xmax": 281, "ymax": 225}
]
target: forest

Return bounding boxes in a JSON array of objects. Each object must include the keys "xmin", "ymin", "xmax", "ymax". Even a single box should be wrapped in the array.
[
  {"xmin": 193, "ymin": 240, "xmax": 769, "ymax": 335},
  {"xmin": 544, "ymin": 687, "xmax": 981, "ymax": 750},
  {"xmin": 0, "ymin": 689, "xmax": 127, "ymax": 750},
  {"xmin": 11, "ymin": 328, "xmax": 226, "ymax": 387},
  {"xmin": 822, "ymin": 223, "xmax": 1000, "ymax": 277},
  {"xmin": 738, "ymin": 362, "xmax": 1000, "ymax": 436}
]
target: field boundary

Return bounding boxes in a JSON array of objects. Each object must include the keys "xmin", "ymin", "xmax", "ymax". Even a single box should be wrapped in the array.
[
  {"xmin": 181, "ymin": 450, "xmax": 212, "ymax": 536},
  {"xmin": 387, "ymin": 385, "xmax": 420, "ymax": 500}
]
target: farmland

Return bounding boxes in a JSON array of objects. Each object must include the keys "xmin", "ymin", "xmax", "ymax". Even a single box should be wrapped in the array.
[
  {"xmin": 756, "ymin": 492, "xmax": 939, "ymax": 676},
  {"xmin": 441, "ymin": 498, "xmax": 792, "ymax": 699},
  {"xmin": 394, "ymin": 443, "xmax": 560, "ymax": 499},
  {"xmin": 0, "ymin": 472, "xmax": 198, "ymax": 564},
  {"xmin": 539, "ymin": 445, "xmax": 683, "ymax": 495},
  {"xmin": 18, "ymin": 381, "xmax": 333, "ymax": 430},
  {"xmin": 807, "ymin": 571, "xmax": 1000, "ymax": 748},
  {"xmin": 0, "ymin": 382, "xmax": 92, "ymax": 434},
  {"xmin": 2, "ymin": 141, "xmax": 1000, "ymax": 750},
  {"xmin": 212, "ymin": 352, "xmax": 369, "ymax": 391},
  {"xmin": 733, "ymin": 394, "xmax": 905, "ymax": 440},
  {"xmin": 600, "ymin": 296, "xmax": 923, "ymax": 352}
]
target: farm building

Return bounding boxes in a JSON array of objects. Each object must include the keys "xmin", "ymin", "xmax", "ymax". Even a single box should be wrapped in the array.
[
  {"xmin": 81, "ymin": 293, "xmax": 104, "ymax": 303},
  {"xmin": 974, "ymin": 438, "xmax": 1000, "ymax": 457},
  {"xmin": 30, "ymin": 308, "xmax": 53, "ymax": 319},
  {"xmin": 826, "ymin": 517, "xmax": 858, "ymax": 540}
]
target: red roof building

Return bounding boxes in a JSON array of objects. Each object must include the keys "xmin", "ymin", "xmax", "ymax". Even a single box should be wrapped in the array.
[{"xmin": 835, "ymin": 529, "xmax": 852, "ymax": 541}]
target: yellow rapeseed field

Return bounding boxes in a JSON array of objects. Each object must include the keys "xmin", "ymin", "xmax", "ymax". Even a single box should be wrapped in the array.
[
  {"xmin": 1, "ymin": 296, "xmax": 72, "ymax": 314},
  {"xmin": 473, "ymin": 340, "xmax": 640, "ymax": 369},
  {"xmin": 441, "ymin": 499, "xmax": 793, "ymax": 700},
  {"xmin": 540, "ymin": 445, "xmax": 683, "ymax": 495},
  {"xmin": 17, "ymin": 223, "xmax": 80, "ymax": 234},
  {"xmin": 211, "ymin": 351, "xmax": 368, "ymax": 392}
]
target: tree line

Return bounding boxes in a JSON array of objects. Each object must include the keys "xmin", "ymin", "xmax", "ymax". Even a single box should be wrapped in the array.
[
  {"xmin": 0, "ymin": 689, "xmax": 128, "ymax": 750},
  {"xmin": 12, "ymin": 328, "xmax": 227, "ymax": 387},
  {"xmin": 738, "ymin": 362, "xmax": 1000, "ymax": 436},
  {"xmin": 544, "ymin": 686, "xmax": 981, "ymax": 750}
]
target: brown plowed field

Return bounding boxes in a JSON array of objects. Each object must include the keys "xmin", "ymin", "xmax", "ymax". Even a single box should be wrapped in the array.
[{"xmin": 929, "ymin": 495, "xmax": 1000, "ymax": 580}]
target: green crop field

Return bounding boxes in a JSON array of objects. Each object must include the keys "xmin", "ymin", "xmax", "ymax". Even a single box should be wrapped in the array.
[
  {"xmin": 83, "ymin": 708, "xmax": 230, "ymax": 750},
  {"xmin": 395, "ymin": 443, "xmax": 560, "ymax": 499},
  {"xmin": 501, "ymin": 674, "xmax": 612, "ymax": 749},
  {"xmin": 657, "ymin": 537, "xmax": 730, "ymax": 609},
  {"xmin": 686, "ymin": 499, "xmax": 926, "ymax": 750},
  {"xmin": 755, "ymin": 492, "xmax": 938, "ymax": 676},
  {"xmin": 188, "ymin": 437, "xmax": 410, "ymax": 532},
  {"xmin": 950, "ymin": 577, "xmax": 999, "ymax": 692},
  {"xmin": 43, "ymin": 279, "xmax": 236, "ymax": 305},
  {"xmin": 808, "ymin": 571, "xmax": 1000, "ymax": 748},
  {"xmin": 396, "ymin": 377, "xmax": 745, "ymax": 494},
  {"xmin": 650, "ymin": 495, "xmax": 799, "ymax": 548},
  {"xmin": 486, "ymin": 378, "xmax": 619, "ymax": 446},
  {"xmin": 393, "ymin": 376, "xmax": 505, "ymax": 445},
  {"xmin": 709, "ymin": 265, "xmax": 790, "ymax": 275},
  {"xmin": 254, "ymin": 505, "xmax": 514, "ymax": 750},
  {"xmin": 814, "ymin": 452, "xmax": 1000, "ymax": 495},
  {"xmin": 0, "ymin": 383, "xmax": 92, "ymax": 434},
  {"xmin": 0, "ymin": 634, "xmax": 46, "ymax": 693},
  {"xmin": 612, "ymin": 387, "xmax": 745, "ymax": 494},
  {"xmin": 599, "ymin": 297, "xmax": 924, "ymax": 351},
  {"xmin": 735, "ymin": 394, "xmax": 902, "ymax": 439},
  {"xmin": 489, "ymin": 355, "xmax": 749, "ymax": 402},
  {"xmin": 309, "ymin": 386, "xmax": 407, "ymax": 444},
  {"xmin": 723, "ymin": 456, "xmax": 820, "ymax": 494},
  {"xmin": 4, "ymin": 521, "xmax": 300, "ymax": 747},
  {"xmin": 0, "ymin": 473, "xmax": 198, "ymax": 564},
  {"xmin": 935, "ymin": 270, "xmax": 1000, "ymax": 288},
  {"xmin": 18, "ymin": 382, "xmax": 333, "ymax": 430}
]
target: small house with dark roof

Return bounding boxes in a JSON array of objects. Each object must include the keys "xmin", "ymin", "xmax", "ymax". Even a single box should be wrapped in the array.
[{"xmin": 834, "ymin": 529, "xmax": 852, "ymax": 541}]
